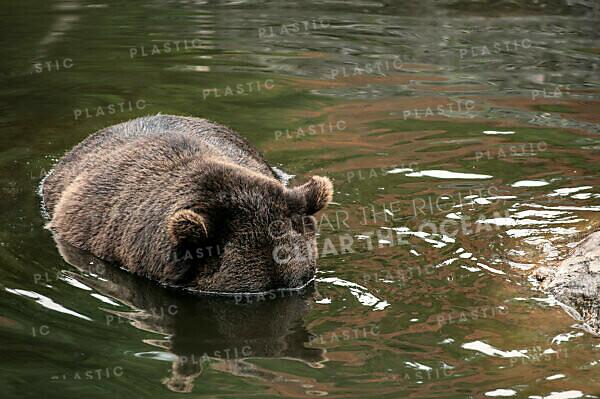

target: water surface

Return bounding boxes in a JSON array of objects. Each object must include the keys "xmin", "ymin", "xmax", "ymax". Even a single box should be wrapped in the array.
[{"xmin": 1, "ymin": 0, "xmax": 600, "ymax": 398}]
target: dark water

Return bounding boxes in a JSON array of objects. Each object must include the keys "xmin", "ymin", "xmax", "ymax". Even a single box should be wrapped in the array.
[{"xmin": 1, "ymin": 0, "xmax": 600, "ymax": 398}]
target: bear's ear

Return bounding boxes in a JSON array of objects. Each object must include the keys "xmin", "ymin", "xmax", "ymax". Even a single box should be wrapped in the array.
[
  {"xmin": 294, "ymin": 176, "xmax": 333, "ymax": 215},
  {"xmin": 167, "ymin": 209, "xmax": 209, "ymax": 245}
]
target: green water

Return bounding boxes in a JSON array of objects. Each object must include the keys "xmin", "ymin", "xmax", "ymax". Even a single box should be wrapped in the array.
[{"xmin": 1, "ymin": 0, "xmax": 600, "ymax": 398}]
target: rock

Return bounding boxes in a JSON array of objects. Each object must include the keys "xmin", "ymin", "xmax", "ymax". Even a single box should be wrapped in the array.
[{"xmin": 539, "ymin": 232, "xmax": 600, "ymax": 335}]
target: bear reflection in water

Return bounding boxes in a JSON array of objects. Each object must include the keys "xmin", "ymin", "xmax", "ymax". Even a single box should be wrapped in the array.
[{"xmin": 54, "ymin": 237, "xmax": 325, "ymax": 393}]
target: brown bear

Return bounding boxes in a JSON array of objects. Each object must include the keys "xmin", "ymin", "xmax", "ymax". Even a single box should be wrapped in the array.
[{"xmin": 41, "ymin": 114, "xmax": 333, "ymax": 293}]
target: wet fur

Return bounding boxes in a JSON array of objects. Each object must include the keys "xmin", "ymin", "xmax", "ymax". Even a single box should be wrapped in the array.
[{"xmin": 41, "ymin": 115, "xmax": 333, "ymax": 293}]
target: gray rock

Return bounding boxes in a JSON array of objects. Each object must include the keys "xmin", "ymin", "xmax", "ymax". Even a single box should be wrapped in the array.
[{"xmin": 535, "ymin": 231, "xmax": 600, "ymax": 335}]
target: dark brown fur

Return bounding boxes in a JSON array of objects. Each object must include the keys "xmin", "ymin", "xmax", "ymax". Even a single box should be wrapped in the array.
[{"xmin": 41, "ymin": 115, "xmax": 333, "ymax": 293}]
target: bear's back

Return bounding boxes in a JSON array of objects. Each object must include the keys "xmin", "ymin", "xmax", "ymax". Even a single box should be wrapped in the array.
[{"xmin": 41, "ymin": 115, "xmax": 276, "ymax": 216}]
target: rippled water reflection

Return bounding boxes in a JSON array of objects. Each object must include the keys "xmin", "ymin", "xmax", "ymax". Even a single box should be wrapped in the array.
[{"xmin": 1, "ymin": 0, "xmax": 599, "ymax": 398}]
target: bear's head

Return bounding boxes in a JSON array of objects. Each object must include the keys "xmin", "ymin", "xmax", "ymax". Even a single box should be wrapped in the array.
[{"xmin": 166, "ymin": 167, "xmax": 333, "ymax": 293}]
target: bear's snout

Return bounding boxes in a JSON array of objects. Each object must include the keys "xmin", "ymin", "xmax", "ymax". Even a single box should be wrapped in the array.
[{"xmin": 272, "ymin": 239, "xmax": 317, "ymax": 289}]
